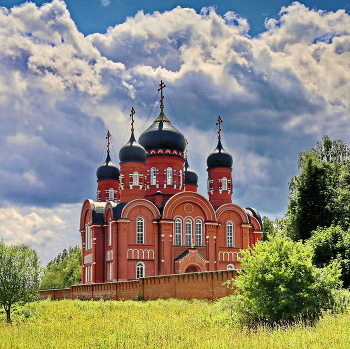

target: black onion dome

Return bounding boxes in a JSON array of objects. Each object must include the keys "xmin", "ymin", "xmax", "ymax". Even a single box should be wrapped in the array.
[
  {"xmin": 119, "ymin": 132, "xmax": 146, "ymax": 163},
  {"xmin": 184, "ymin": 159, "xmax": 198, "ymax": 186},
  {"xmin": 207, "ymin": 139, "xmax": 233, "ymax": 169},
  {"xmin": 96, "ymin": 153, "xmax": 120, "ymax": 180},
  {"xmin": 138, "ymin": 110, "xmax": 186, "ymax": 153}
]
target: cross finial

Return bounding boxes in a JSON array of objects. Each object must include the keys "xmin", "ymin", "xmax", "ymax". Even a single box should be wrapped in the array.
[
  {"xmin": 216, "ymin": 116, "xmax": 223, "ymax": 140},
  {"xmin": 158, "ymin": 80, "xmax": 166, "ymax": 109},
  {"xmin": 185, "ymin": 139, "xmax": 189, "ymax": 159},
  {"xmin": 130, "ymin": 107, "xmax": 135, "ymax": 132},
  {"xmin": 106, "ymin": 130, "xmax": 111, "ymax": 153}
]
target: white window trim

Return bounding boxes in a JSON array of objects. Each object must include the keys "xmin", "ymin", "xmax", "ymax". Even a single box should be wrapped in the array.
[
  {"xmin": 136, "ymin": 262, "xmax": 145, "ymax": 279},
  {"xmin": 136, "ymin": 217, "xmax": 145, "ymax": 244},
  {"xmin": 227, "ymin": 221, "xmax": 234, "ymax": 248}
]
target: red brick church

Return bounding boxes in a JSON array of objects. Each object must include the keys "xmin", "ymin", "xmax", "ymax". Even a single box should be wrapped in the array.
[{"xmin": 80, "ymin": 81, "xmax": 263, "ymax": 283}]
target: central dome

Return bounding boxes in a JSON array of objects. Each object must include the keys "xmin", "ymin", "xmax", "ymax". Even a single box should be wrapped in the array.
[{"xmin": 138, "ymin": 110, "xmax": 186, "ymax": 153}]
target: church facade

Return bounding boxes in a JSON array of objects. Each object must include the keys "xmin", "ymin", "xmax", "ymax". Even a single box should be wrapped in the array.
[{"xmin": 80, "ymin": 82, "xmax": 263, "ymax": 283}]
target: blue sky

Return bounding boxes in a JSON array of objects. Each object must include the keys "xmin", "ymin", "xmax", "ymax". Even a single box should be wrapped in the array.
[{"xmin": 0, "ymin": 0, "xmax": 349, "ymax": 264}]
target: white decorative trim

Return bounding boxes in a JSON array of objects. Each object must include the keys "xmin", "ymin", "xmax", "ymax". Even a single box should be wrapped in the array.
[{"xmin": 127, "ymin": 248, "xmax": 155, "ymax": 260}]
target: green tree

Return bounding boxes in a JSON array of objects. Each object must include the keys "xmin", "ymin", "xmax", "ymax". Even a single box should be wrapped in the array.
[
  {"xmin": 286, "ymin": 136, "xmax": 350, "ymax": 241},
  {"xmin": 0, "ymin": 241, "xmax": 41, "ymax": 323},
  {"xmin": 40, "ymin": 246, "xmax": 81, "ymax": 290},
  {"xmin": 307, "ymin": 225, "xmax": 350, "ymax": 288},
  {"xmin": 226, "ymin": 234, "xmax": 341, "ymax": 327}
]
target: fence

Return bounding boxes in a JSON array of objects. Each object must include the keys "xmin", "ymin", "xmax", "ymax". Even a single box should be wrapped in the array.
[{"xmin": 39, "ymin": 270, "xmax": 237, "ymax": 301}]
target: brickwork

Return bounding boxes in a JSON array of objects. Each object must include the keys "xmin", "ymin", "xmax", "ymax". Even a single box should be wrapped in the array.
[{"xmin": 39, "ymin": 270, "xmax": 237, "ymax": 301}]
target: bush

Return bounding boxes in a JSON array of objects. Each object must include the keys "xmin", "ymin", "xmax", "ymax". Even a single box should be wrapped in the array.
[{"xmin": 226, "ymin": 234, "xmax": 342, "ymax": 328}]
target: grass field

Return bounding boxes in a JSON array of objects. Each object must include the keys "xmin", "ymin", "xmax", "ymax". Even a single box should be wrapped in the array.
[{"xmin": 0, "ymin": 298, "xmax": 350, "ymax": 348}]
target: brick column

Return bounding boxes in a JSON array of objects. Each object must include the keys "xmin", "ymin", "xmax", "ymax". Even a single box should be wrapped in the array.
[
  {"xmin": 241, "ymin": 224, "xmax": 252, "ymax": 249},
  {"xmin": 116, "ymin": 220, "xmax": 130, "ymax": 281},
  {"xmin": 158, "ymin": 220, "xmax": 174, "ymax": 275},
  {"xmin": 205, "ymin": 222, "xmax": 219, "ymax": 271}
]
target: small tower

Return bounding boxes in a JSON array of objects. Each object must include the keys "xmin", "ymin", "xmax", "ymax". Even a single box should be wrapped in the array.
[
  {"xmin": 138, "ymin": 81, "xmax": 186, "ymax": 203},
  {"xmin": 119, "ymin": 107, "xmax": 147, "ymax": 202},
  {"xmin": 96, "ymin": 131, "xmax": 120, "ymax": 202},
  {"xmin": 207, "ymin": 117, "xmax": 233, "ymax": 208}
]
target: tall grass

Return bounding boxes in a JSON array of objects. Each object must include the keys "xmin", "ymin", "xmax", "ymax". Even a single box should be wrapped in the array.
[{"xmin": 0, "ymin": 298, "xmax": 349, "ymax": 348}]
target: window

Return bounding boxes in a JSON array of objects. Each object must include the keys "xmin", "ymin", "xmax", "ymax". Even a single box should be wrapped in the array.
[
  {"xmin": 85, "ymin": 225, "xmax": 92, "ymax": 251},
  {"xmin": 185, "ymin": 219, "xmax": 192, "ymax": 246},
  {"xmin": 195, "ymin": 220, "xmax": 202, "ymax": 246},
  {"xmin": 166, "ymin": 167, "xmax": 173, "ymax": 185},
  {"xmin": 221, "ymin": 177, "xmax": 228, "ymax": 191},
  {"xmin": 227, "ymin": 264, "xmax": 235, "ymax": 270},
  {"xmin": 107, "ymin": 221, "xmax": 112, "ymax": 247},
  {"xmin": 150, "ymin": 167, "xmax": 157, "ymax": 185},
  {"xmin": 85, "ymin": 265, "xmax": 92, "ymax": 282},
  {"xmin": 179, "ymin": 170, "xmax": 183, "ymax": 188},
  {"xmin": 132, "ymin": 172, "xmax": 139, "ymax": 186},
  {"xmin": 175, "ymin": 219, "xmax": 182, "ymax": 245},
  {"xmin": 108, "ymin": 188, "xmax": 114, "ymax": 201},
  {"xmin": 227, "ymin": 221, "xmax": 234, "ymax": 247},
  {"xmin": 136, "ymin": 217, "xmax": 145, "ymax": 244},
  {"xmin": 107, "ymin": 262, "xmax": 113, "ymax": 281},
  {"xmin": 136, "ymin": 262, "xmax": 145, "ymax": 279}
]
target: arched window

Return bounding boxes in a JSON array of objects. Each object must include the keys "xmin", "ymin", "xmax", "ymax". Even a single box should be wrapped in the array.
[
  {"xmin": 150, "ymin": 167, "xmax": 157, "ymax": 185},
  {"xmin": 166, "ymin": 167, "xmax": 173, "ymax": 185},
  {"xmin": 175, "ymin": 219, "xmax": 182, "ymax": 245},
  {"xmin": 136, "ymin": 217, "xmax": 145, "ymax": 244},
  {"xmin": 136, "ymin": 262, "xmax": 145, "ymax": 279},
  {"xmin": 185, "ymin": 219, "xmax": 192, "ymax": 246},
  {"xmin": 108, "ymin": 188, "xmax": 114, "ymax": 201},
  {"xmin": 227, "ymin": 221, "xmax": 234, "ymax": 247},
  {"xmin": 132, "ymin": 172, "xmax": 139, "ymax": 186},
  {"xmin": 195, "ymin": 220, "xmax": 202, "ymax": 246},
  {"xmin": 107, "ymin": 221, "xmax": 112, "ymax": 247},
  {"xmin": 227, "ymin": 264, "xmax": 235, "ymax": 270},
  {"xmin": 222, "ymin": 177, "xmax": 228, "ymax": 191},
  {"xmin": 85, "ymin": 224, "xmax": 92, "ymax": 251}
]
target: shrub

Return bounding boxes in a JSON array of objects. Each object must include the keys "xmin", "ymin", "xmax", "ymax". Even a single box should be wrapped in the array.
[{"xmin": 225, "ymin": 234, "xmax": 342, "ymax": 328}]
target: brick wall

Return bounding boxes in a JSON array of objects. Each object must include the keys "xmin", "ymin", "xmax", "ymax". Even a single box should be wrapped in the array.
[{"xmin": 38, "ymin": 270, "xmax": 237, "ymax": 301}]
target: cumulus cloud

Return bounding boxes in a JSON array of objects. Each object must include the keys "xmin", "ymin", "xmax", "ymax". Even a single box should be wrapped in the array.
[{"xmin": 1, "ymin": 1, "xmax": 350, "ymax": 260}]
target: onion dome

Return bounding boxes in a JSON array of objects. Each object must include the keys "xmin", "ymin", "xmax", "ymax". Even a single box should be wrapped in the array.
[
  {"xmin": 184, "ymin": 159, "xmax": 198, "ymax": 185},
  {"xmin": 138, "ymin": 110, "xmax": 186, "ymax": 152},
  {"xmin": 96, "ymin": 152, "xmax": 120, "ymax": 180},
  {"xmin": 207, "ymin": 139, "xmax": 233, "ymax": 169},
  {"xmin": 119, "ymin": 131, "xmax": 146, "ymax": 163}
]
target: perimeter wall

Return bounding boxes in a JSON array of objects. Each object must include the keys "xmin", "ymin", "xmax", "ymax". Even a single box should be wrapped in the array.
[{"xmin": 39, "ymin": 270, "xmax": 237, "ymax": 301}]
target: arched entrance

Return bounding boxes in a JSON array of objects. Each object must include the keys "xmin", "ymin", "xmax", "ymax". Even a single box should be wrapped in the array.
[{"xmin": 184, "ymin": 265, "xmax": 201, "ymax": 273}]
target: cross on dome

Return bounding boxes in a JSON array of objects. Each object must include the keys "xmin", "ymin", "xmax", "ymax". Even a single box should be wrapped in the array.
[
  {"xmin": 216, "ymin": 116, "xmax": 223, "ymax": 140},
  {"xmin": 130, "ymin": 107, "xmax": 135, "ymax": 132},
  {"xmin": 106, "ymin": 130, "xmax": 111, "ymax": 153},
  {"xmin": 158, "ymin": 80, "xmax": 166, "ymax": 109}
]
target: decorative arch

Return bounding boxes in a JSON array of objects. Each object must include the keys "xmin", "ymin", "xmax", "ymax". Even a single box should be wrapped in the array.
[
  {"xmin": 250, "ymin": 216, "xmax": 263, "ymax": 231},
  {"xmin": 121, "ymin": 199, "xmax": 160, "ymax": 220},
  {"xmin": 216, "ymin": 203, "xmax": 250, "ymax": 224},
  {"xmin": 80, "ymin": 199, "xmax": 94, "ymax": 230},
  {"xmin": 163, "ymin": 192, "xmax": 216, "ymax": 221}
]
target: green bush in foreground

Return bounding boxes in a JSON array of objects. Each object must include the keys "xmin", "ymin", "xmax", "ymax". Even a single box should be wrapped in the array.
[{"xmin": 226, "ymin": 234, "xmax": 342, "ymax": 328}]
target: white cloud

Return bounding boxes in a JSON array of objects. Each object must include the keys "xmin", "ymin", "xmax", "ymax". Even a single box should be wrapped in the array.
[{"xmin": 101, "ymin": 0, "xmax": 110, "ymax": 6}]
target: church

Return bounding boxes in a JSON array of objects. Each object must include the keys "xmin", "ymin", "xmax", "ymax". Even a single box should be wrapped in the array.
[{"xmin": 80, "ymin": 81, "xmax": 263, "ymax": 283}]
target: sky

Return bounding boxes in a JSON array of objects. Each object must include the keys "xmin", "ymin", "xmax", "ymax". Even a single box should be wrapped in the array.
[{"xmin": 0, "ymin": 0, "xmax": 349, "ymax": 264}]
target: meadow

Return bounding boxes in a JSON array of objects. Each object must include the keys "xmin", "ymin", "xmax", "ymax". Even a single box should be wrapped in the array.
[{"xmin": 0, "ymin": 298, "xmax": 350, "ymax": 349}]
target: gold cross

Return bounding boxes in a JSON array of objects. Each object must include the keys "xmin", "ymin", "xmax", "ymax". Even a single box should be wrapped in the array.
[
  {"xmin": 216, "ymin": 116, "xmax": 223, "ymax": 140},
  {"xmin": 158, "ymin": 80, "xmax": 166, "ymax": 109},
  {"xmin": 130, "ymin": 107, "xmax": 135, "ymax": 132},
  {"xmin": 106, "ymin": 130, "xmax": 111, "ymax": 153}
]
